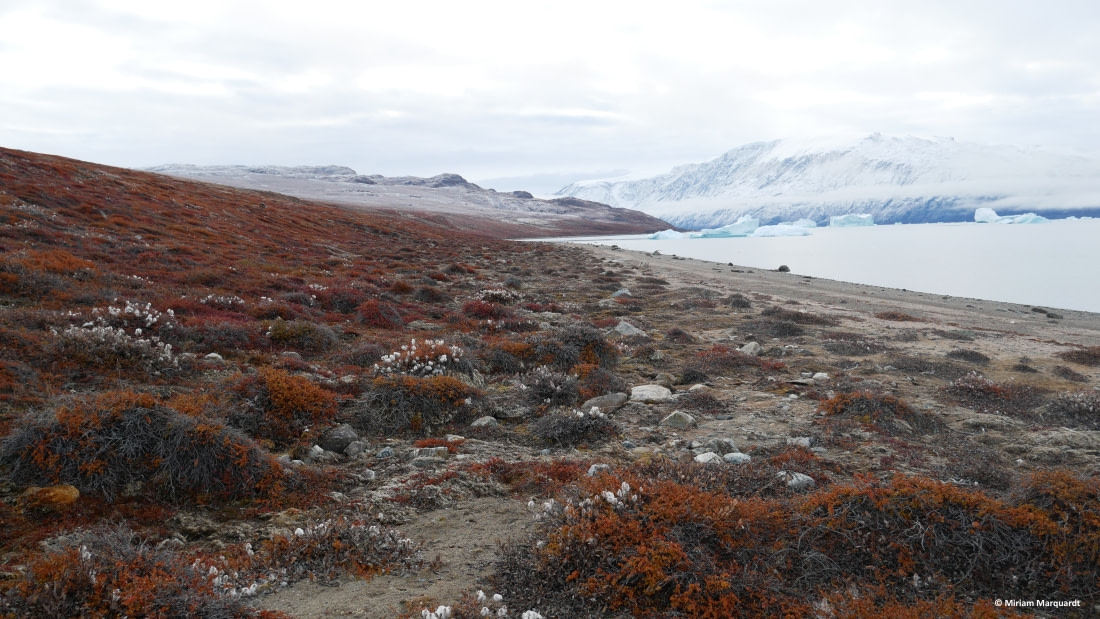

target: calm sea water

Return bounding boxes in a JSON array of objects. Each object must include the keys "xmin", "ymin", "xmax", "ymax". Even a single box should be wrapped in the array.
[{"xmin": 543, "ymin": 219, "xmax": 1100, "ymax": 314}]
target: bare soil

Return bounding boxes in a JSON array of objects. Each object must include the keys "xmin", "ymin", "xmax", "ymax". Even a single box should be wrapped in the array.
[{"xmin": 248, "ymin": 244, "xmax": 1100, "ymax": 617}]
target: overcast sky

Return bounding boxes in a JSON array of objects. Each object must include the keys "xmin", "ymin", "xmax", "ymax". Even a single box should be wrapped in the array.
[{"xmin": 2, "ymin": 0, "xmax": 1099, "ymax": 192}]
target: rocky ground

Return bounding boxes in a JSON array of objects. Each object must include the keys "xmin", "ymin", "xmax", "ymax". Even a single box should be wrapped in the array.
[{"xmin": 246, "ymin": 244, "xmax": 1100, "ymax": 617}]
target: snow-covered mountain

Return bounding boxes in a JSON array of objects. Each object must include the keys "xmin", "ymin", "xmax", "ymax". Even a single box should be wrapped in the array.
[
  {"xmin": 146, "ymin": 164, "xmax": 671, "ymax": 238},
  {"xmin": 555, "ymin": 134, "xmax": 1100, "ymax": 228}
]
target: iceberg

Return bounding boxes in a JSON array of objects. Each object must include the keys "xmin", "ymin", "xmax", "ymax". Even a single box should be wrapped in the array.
[
  {"xmin": 689, "ymin": 217, "xmax": 759, "ymax": 238},
  {"xmin": 751, "ymin": 224, "xmax": 813, "ymax": 237},
  {"xmin": 648, "ymin": 229, "xmax": 685, "ymax": 239},
  {"xmin": 974, "ymin": 207, "xmax": 1049, "ymax": 224},
  {"xmin": 829, "ymin": 213, "xmax": 875, "ymax": 227},
  {"xmin": 791, "ymin": 218, "xmax": 818, "ymax": 228}
]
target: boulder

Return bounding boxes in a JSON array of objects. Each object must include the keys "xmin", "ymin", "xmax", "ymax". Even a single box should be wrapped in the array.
[
  {"xmin": 778, "ymin": 471, "xmax": 815, "ymax": 491},
  {"xmin": 723, "ymin": 452, "xmax": 752, "ymax": 464},
  {"xmin": 614, "ymin": 320, "xmax": 646, "ymax": 337},
  {"xmin": 659, "ymin": 410, "xmax": 697, "ymax": 430},
  {"xmin": 631, "ymin": 385, "xmax": 672, "ymax": 403},
  {"xmin": 740, "ymin": 342, "xmax": 764, "ymax": 356},
  {"xmin": 318, "ymin": 423, "xmax": 359, "ymax": 454},
  {"xmin": 694, "ymin": 452, "xmax": 722, "ymax": 464},
  {"xmin": 470, "ymin": 415, "xmax": 499, "ymax": 428},
  {"xmin": 580, "ymin": 392, "xmax": 629, "ymax": 413},
  {"xmin": 706, "ymin": 437, "xmax": 739, "ymax": 454},
  {"xmin": 345, "ymin": 441, "xmax": 368, "ymax": 457}
]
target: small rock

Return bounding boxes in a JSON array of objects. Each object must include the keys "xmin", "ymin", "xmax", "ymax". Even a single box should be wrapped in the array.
[
  {"xmin": 415, "ymin": 446, "xmax": 450, "ymax": 459},
  {"xmin": 445, "ymin": 434, "xmax": 465, "ymax": 442},
  {"xmin": 614, "ymin": 320, "xmax": 646, "ymax": 337},
  {"xmin": 203, "ymin": 352, "xmax": 225, "ymax": 363},
  {"xmin": 694, "ymin": 452, "xmax": 723, "ymax": 464},
  {"xmin": 777, "ymin": 265, "xmax": 791, "ymax": 272},
  {"xmin": 318, "ymin": 424, "xmax": 359, "ymax": 454},
  {"xmin": 654, "ymin": 373, "xmax": 675, "ymax": 388},
  {"xmin": 376, "ymin": 446, "xmax": 395, "ymax": 459},
  {"xmin": 280, "ymin": 351, "xmax": 302, "ymax": 360},
  {"xmin": 812, "ymin": 372, "xmax": 830, "ymax": 382},
  {"xmin": 405, "ymin": 320, "xmax": 443, "ymax": 331},
  {"xmin": 309, "ymin": 445, "xmax": 326, "ymax": 459},
  {"xmin": 587, "ymin": 463, "xmax": 612, "ymax": 477},
  {"xmin": 580, "ymin": 392, "xmax": 629, "ymax": 413},
  {"xmin": 659, "ymin": 410, "xmax": 697, "ymax": 430},
  {"xmin": 631, "ymin": 384, "xmax": 672, "ymax": 403},
  {"xmin": 360, "ymin": 469, "xmax": 377, "ymax": 481},
  {"xmin": 622, "ymin": 440, "xmax": 637, "ymax": 449},
  {"xmin": 786, "ymin": 437, "xmax": 813, "ymax": 448},
  {"xmin": 345, "ymin": 441, "xmax": 367, "ymax": 457},
  {"xmin": 688, "ymin": 383, "xmax": 708, "ymax": 391},
  {"xmin": 740, "ymin": 341, "xmax": 764, "ymax": 356},
  {"xmin": 706, "ymin": 438, "xmax": 738, "ymax": 454},
  {"xmin": 611, "ymin": 288, "xmax": 632, "ymax": 298},
  {"xmin": 1047, "ymin": 312, "xmax": 1063, "ymax": 319},
  {"xmin": 778, "ymin": 471, "xmax": 815, "ymax": 491},
  {"xmin": 723, "ymin": 452, "xmax": 752, "ymax": 464},
  {"xmin": 470, "ymin": 415, "xmax": 499, "ymax": 428}
]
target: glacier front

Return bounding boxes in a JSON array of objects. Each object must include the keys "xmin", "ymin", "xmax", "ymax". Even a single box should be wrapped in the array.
[{"xmin": 555, "ymin": 134, "xmax": 1100, "ymax": 229}]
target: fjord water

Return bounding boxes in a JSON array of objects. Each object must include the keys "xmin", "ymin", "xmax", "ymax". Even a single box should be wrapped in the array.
[{"xmin": 553, "ymin": 219, "xmax": 1100, "ymax": 314}]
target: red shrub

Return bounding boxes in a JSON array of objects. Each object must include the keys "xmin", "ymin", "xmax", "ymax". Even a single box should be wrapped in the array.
[
  {"xmin": 357, "ymin": 299, "xmax": 403, "ymax": 328},
  {"xmin": 462, "ymin": 300, "xmax": 512, "ymax": 320}
]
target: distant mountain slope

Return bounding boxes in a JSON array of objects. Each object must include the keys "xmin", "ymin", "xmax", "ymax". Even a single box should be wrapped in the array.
[
  {"xmin": 556, "ymin": 134, "xmax": 1100, "ymax": 228},
  {"xmin": 149, "ymin": 164, "xmax": 671, "ymax": 238}
]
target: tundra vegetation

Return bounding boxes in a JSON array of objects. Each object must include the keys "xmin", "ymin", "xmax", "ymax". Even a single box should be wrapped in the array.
[{"xmin": 0, "ymin": 147, "xmax": 1098, "ymax": 617}]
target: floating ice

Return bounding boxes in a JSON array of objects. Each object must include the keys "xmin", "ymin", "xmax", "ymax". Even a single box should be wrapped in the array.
[
  {"xmin": 829, "ymin": 213, "xmax": 875, "ymax": 227},
  {"xmin": 751, "ymin": 223, "xmax": 813, "ymax": 237},
  {"xmin": 791, "ymin": 218, "xmax": 818, "ymax": 228},
  {"xmin": 974, "ymin": 207, "xmax": 1049, "ymax": 224},
  {"xmin": 647, "ymin": 229, "xmax": 684, "ymax": 239},
  {"xmin": 689, "ymin": 216, "xmax": 759, "ymax": 238}
]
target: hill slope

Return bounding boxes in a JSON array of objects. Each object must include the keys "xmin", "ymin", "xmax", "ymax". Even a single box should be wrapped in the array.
[
  {"xmin": 557, "ymin": 134, "xmax": 1100, "ymax": 227},
  {"xmin": 149, "ymin": 163, "xmax": 671, "ymax": 238}
]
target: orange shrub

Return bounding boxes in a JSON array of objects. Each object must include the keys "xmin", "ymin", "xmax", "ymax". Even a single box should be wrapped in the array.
[{"xmin": 230, "ymin": 367, "xmax": 339, "ymax": 447}]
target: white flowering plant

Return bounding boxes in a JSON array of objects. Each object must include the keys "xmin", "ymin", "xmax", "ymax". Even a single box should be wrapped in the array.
[{"xmin": 374, "ymin": 338, "xmax": 467, "ymax": 377}]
